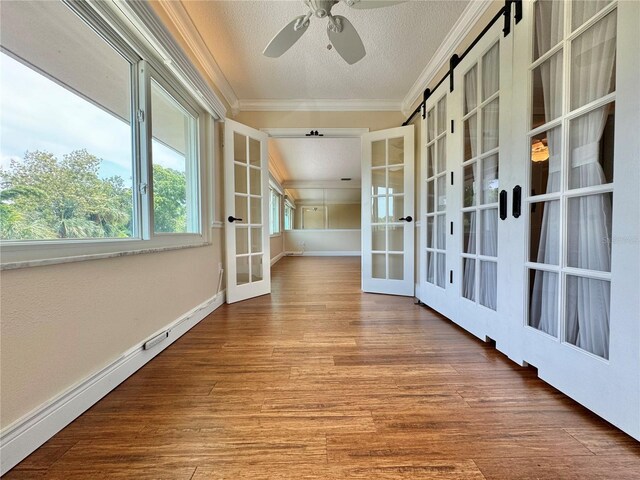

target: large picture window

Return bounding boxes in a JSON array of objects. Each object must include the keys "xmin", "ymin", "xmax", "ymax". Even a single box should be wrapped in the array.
[
  {"xmin": 0, "ymin": 0, "xmax": 207, "ymax": 264},
  {"xmin": 0, "ymin": 1, "xmax": 134, "ymax": 241}
]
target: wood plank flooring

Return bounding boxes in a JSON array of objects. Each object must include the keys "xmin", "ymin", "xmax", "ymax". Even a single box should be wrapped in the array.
[{"xmin": 5, "ymin": 257, "xmax": 639, "ymax": 479}]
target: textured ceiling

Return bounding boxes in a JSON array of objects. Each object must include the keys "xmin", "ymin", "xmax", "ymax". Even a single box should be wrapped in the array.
[
  {"xmin": 180, "ymin": 0, "xmax": 469, "ymax": 101},
  {"xmin": 268, "ymin": 137, "xmax": 361, "ymax": 182}
]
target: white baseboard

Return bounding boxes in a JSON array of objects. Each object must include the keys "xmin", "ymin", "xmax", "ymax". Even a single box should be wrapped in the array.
[
  {"xmin": 270, "ymin": 251, "xmax": 285, "ymax": 266},
  {"xmin": 0, "ymin": 291, "xmax": 226, "ymax": 476},
  {"xmin": 285, "ymin": 251, "xmax": 361, "ymax": 257}
]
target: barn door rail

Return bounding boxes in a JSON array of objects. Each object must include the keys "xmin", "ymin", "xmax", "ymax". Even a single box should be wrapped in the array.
[{"xmin": 402, "ymin": 0, "xmax": 522, "ymax": 126}]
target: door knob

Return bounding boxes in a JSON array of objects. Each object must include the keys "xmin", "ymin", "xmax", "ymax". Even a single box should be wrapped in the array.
[
  {"xmin": 399, "ymin": 216, "xmax": 413, "ymax": 222},
  {"xmin": 228, "ymin": 216, "xmax": 243, "ymax": 223}
]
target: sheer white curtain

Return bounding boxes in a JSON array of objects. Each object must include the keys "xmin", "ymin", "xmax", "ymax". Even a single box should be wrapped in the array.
[
  {"xmin": 428, "ymin": 217, "xmax": 436, "ymax": 282},
  {"xmin": 480, "ymin": 216, "xmax": 498, "ymax": 309},
  {"xmin": 436, "ymin": 214, "xmax": 446, "ymax": 286},
  {"xmin": 463, "ymin": 67, "xmax": 478, "ymax": 301},
  {"xmin": 566, "ymin": 11, "xmax": 616, "ymax": 358},
  {"xmin": 530, "ymin": 0, "xmax": 563, "ymax": 335},
  {"xmin": 479, "ymin": 46, "xmax": 499, "ymax": 311}
]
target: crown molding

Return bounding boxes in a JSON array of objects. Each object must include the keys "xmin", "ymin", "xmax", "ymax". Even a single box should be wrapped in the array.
[
  {"xmin": 103, "ymin": 0, "xmax": 227, "ymax": 119},
  {"xmin": 401, "ymin": 0, "xmax": 495, "ymax": 116},
  {"xmin": 239, "ymin": 99, "xmax": 402, "ymax": 112},
  {"xmin": 157, "ymin": 0, "xmax": 240, "ymax": 115},
  {"xmin": 268, "ymin": 153, "xmax": 286, "ymax": 186}
]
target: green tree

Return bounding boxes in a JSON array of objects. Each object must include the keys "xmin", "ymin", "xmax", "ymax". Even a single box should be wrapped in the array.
[
  {"xmin": 152, "ymin": 164, "xmax": 187, "ymax": 233},
  {"xmin": 0, "ymin": 149, "xmax": 132, "ymax": 240},
  {"xmin": 1, "ymin": 150, "xmax": 188, "ymax": 240}
]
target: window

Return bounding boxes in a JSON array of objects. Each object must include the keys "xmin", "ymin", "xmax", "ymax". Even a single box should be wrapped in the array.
[
  {"xmin": 0, "ymin": 1, "xmax": 134, "ymax": 241},
  {"xmin": 0, "ymin": 0, "xmax": 208, "ymax": 264},
  {"xmin": 284, "ymin": 202, "xmax": 294, "ymax": 230},
  {"xmin": 150, "ymin": 78, "xmax": 199, "ymax": 234},
  {"xmin": 269, "ymin": 188, "xmax": 281, "ymax": 235}
]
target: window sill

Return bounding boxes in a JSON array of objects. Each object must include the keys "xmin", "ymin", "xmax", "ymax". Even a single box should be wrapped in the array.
[
  {"xmin": 1, "ymin": 241, "xmax": 212, "ymax": 271},
  {"xmin": 270, "ymin": 233, "xmax": 282, "ymax": 238}
]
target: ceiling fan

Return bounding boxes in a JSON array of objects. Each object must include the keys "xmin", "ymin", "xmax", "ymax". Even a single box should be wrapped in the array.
[{"xmin": 263, "ymin": 0, "xmax": 406, "ymax": 65}]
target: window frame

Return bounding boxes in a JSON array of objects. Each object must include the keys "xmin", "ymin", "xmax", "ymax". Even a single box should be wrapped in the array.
[
  {"xmin": 269, "ymin": 188, "xmax": 282, "ymax": 237},
  {"xmin": 0, "ymin": 0, "xmax": 212, "ymax": 267},
  {"xmin": 284, "ymin": 202, "xmax": 294, "ymax": 231},
  {"xmin": 146, "ymin": 66, "xmax": 202, "ymax": 237}
]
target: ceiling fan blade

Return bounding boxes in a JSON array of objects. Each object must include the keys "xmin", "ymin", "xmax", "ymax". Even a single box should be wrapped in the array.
[
  {"xmin": 343, "ymin": 0, "xmax": 407, "ymax": 9},
  {"xmin": 263, "ymin": 15, "xmax": 309, "ymax": 58},
  {"xmin": 327, "ymin": 15, "xmax": 366, "ymax": 65}
]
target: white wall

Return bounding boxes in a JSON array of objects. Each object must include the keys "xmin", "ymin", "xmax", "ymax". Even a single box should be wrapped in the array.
[
  {"xmin": 270, "ymin": 233, "xmax": 284, "ymax": 261},
  {"xmin": 284, "ymin": 230, "xmax": 360, "ymax": 255},
  {"xmin": 0, "ymin": 237, "xmax": 223, "ymax": 428}
]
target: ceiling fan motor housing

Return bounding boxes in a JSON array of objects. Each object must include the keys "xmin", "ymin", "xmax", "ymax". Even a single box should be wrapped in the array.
[{"xmin": 307, "ymin": 0, "xmax": 339, "ymax": 18}]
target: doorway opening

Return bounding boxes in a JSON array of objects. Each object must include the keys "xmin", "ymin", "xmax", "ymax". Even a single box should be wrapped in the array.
[{"xmin": 264, "ymin": 128, "xmax": 366, "ymax": 267}]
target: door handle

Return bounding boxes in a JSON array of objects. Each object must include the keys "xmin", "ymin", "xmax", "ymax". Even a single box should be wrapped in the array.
[
  {"xmin": 399, "ymin": 216, "xmax": 413, "ymax": 222},
  {"xmin": 228, "ymin": 216, "xmax": 243, "ymax": 223},
  {"xmin": 512, "ymin": 185, "xmax": 522, "ymax": 218},
  {"xmin": 499, "ymin": 190, "xmax": 507, "ymax": 221}
]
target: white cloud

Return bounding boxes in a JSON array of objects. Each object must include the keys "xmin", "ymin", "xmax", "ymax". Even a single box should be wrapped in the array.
[{"xmin": 0, "ymin": 52, "xmax": 133, "ymax": 178}]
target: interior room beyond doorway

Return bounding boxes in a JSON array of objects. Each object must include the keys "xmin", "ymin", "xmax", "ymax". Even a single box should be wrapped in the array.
[{"xmin": 267, "ymin": 131, "xmax": 364, "ymax": 261}]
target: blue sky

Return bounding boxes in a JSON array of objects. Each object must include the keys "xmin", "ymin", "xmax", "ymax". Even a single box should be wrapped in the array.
[{"xmin": 0, "ymin": 52, "xmax": 184, "ymax": 181}]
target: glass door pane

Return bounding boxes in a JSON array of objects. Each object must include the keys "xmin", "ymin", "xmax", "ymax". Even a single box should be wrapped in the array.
[
  {"xmin": 424, "ymin": 96, "xmax": 447, "ymax": 291},
  {"xmin": 525, "ymin": 1, "xmax": 616, "ymax": 358},
  {"xmin": 459, "ymin": 41, "xmax": 500, "ymax": 311},
  {"xmin": 370, "ymin": 137, "xmax": 405, "ymax": 280}
]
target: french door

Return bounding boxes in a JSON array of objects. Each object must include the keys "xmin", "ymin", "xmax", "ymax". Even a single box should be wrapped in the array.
[
  {"xmin": 448, "ymin": 18, "xmax": 515, "ymax": 351},
  {"xmin": 224, "ymin": 118, "xmax": 271, "ymax": 304},
  {"xmin": 510, "ymin": 0, "xmax": 640, "ymax": 438},
  {"xmin": 361, "ymin": 126, "xmax": 415, "ymax": 296},
  {"xmin": 418, "ymin": 92, "xmax": 456, "ymax": 317}
]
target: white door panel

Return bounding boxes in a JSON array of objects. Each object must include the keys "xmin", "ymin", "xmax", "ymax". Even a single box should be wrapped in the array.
[
  {"xmin": 418, "ymin": 92, "xmax": 457, "ymax": 319},
  {"xmin": 448, "ymin": 18, "xmax": 514, "ymax": 354},
  {"xmin": 224, "ymin": 118, "xmax": 270, "ymax": 304},
  {"xmin": 362, "ymin": 126, "xmax": 415, "ymax": 296},
  {"xmin": 509, "ymin": 0, "xmax": 640, "ymax": 439}
]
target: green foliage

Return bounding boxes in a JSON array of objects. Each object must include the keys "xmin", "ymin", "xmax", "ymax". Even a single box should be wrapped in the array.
[
  {"xmin": 0, "ymin": 149, "xmax": 188, "ymax": 240},
  {"xmin": 153, "ymin": 164, "xmax": 187, "ymax": 233},
  {"xmin": 0, "ymin": 149, "xmax": 134, "ymax": 240}
]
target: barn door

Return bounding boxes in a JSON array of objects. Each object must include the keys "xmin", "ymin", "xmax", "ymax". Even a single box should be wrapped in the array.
[{"xmin": 510, "ymin": 0, "xmax": 640, "ymax": 439}]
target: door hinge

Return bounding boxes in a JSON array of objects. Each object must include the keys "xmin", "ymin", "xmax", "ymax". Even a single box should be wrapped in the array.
[
  {"xmin": 450, "ymin": 221, "xmax": 453, "ymax": 235},
  {"xmin": 139, "ymin": 182, "xmax": 148, "ymax": 195},
  {"xmin": 137, "ymin": 109, "xmax": 145, "ymax": 122},
  {"xmin": 449, "ymin": 270, "xmax": 453, "ymax": 284},
  {"xmin": 450, "ymin": 171, "xmax": 454, "ymax": 185},
  {"xmin": 451, "ymin": 119, "xmax": 455, "ymax": 134}
]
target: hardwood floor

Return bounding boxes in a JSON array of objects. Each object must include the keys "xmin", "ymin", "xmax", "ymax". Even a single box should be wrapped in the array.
[{"xmin": 5, "ymin": 257, "xmax": 639, "ymax": 479}]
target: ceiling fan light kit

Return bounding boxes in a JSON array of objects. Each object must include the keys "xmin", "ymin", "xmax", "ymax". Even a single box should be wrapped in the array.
[{"xmin": 263, "ymin": 0, "xmax": 406, "ymax": 65}]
